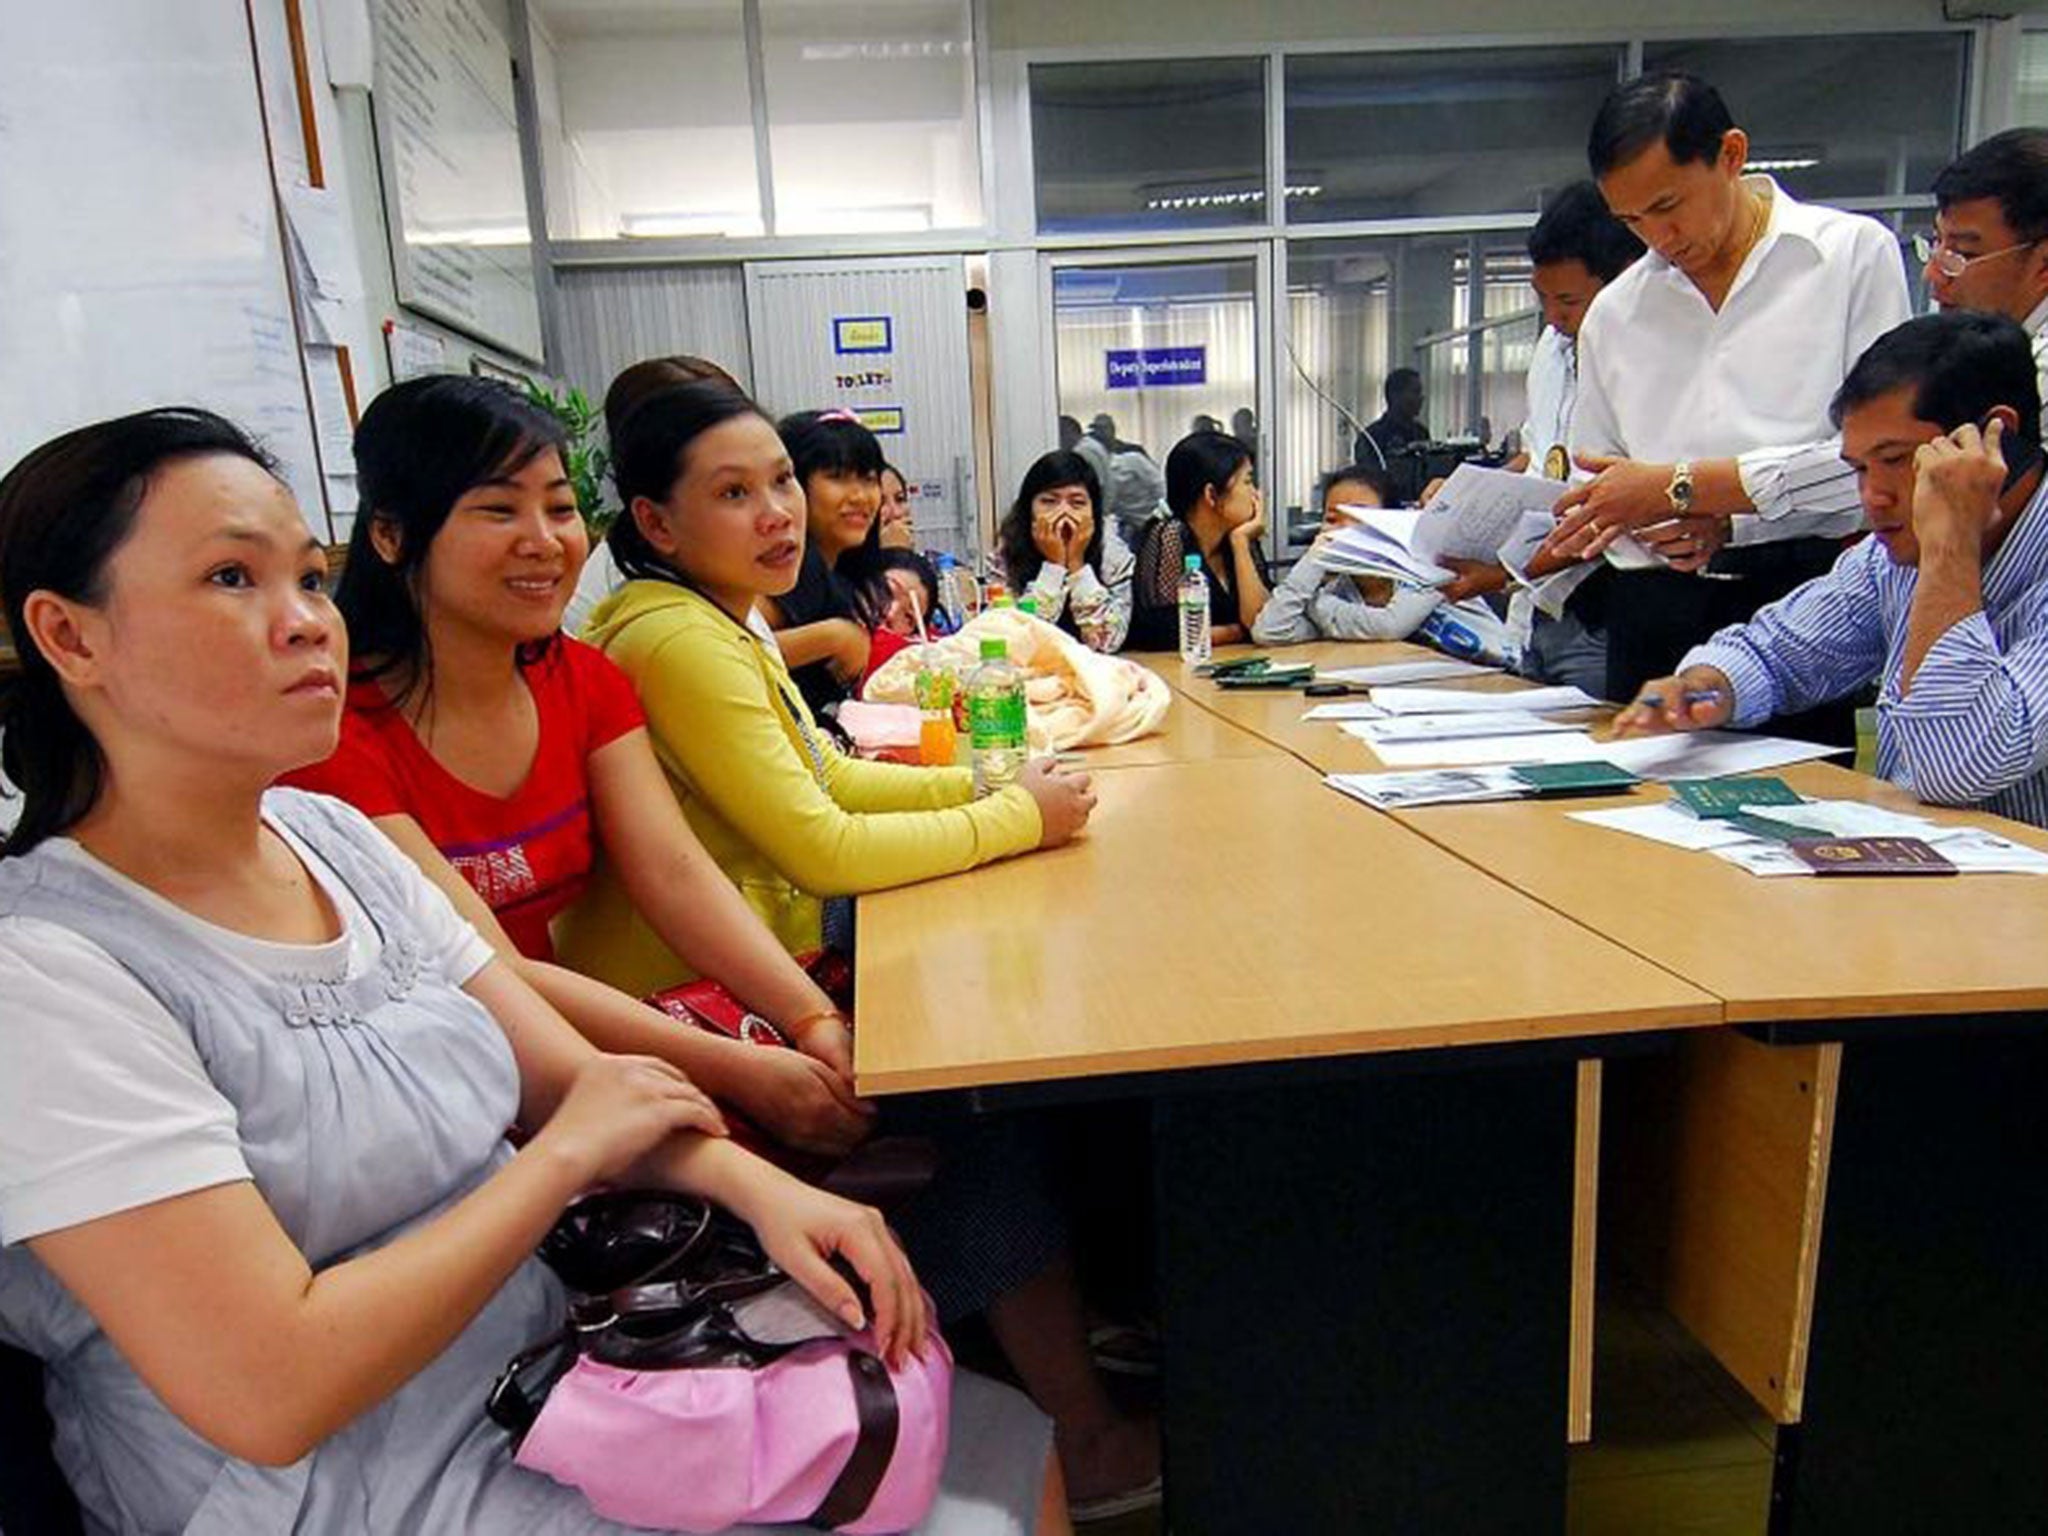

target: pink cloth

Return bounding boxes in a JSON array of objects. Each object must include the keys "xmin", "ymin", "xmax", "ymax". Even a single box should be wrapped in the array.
[{"xmin": 515, "ymin": 1331, "xmax": 953, "ymax": 1534}]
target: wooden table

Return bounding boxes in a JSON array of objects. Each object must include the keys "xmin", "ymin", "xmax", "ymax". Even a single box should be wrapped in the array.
[
  {"xmin": 858, "ymin": 749, "xmax": 1718, "ymax": 1534},
  {"xmin": 1166, "ymin": 642, "xmax": 2048, "ymax": 1533}
]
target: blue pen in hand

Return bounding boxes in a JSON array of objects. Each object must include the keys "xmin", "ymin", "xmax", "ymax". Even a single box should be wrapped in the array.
[{"xmin": 1636, "ymin": 687, "xmax": 1724, "ymax": 710}]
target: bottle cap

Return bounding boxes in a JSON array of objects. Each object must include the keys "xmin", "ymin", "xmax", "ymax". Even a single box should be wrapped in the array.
[
  {"xmin": 980, "ymin": 637, "xmax": 1006, "ymax": 661},
  {"xmin": 1183, "ymin": 553, "xmax": 1202, "ymax": 573},
  {"xmin": 1018, "ymin": 596, "xmax": 1037, "ymax": 617}
]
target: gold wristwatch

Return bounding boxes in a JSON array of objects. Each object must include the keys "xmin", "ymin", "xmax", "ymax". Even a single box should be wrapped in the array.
[{"xmin": 1666, "ymin": 460, "xmax": 1695, "ymax": 516}]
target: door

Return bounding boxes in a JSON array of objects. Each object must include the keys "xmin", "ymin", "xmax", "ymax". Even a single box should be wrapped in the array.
[
  {"xmin": 744, "ymin": 255, "xmax": 981, "ymax": 562},
  {"xmin": 1041, "ymin": 245, "xmax": 1274, "ymax": 544}
]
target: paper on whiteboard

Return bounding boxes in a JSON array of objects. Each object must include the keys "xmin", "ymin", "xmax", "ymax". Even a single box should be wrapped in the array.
[
  {"xmin": 1370, "ymin": 685, "xmax": 1602, "ymax": 715},
  {"xmin": 1599, "ymin": 731, "xmax": 1846, "ymax": 781},
  {"xmin": 1317, "ymin": 659, "xmax": 1496, "ymax": 686},
  {"xmin": 1344, "ymin": 711, "xmax": 1579, "ymax": 745},
  {"xmin": 1365, "ymin": 732, "xmax": 1611, "ymax": 768}
]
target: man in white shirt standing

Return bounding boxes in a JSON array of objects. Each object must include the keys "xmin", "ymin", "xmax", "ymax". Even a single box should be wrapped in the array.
[
  {"xmin": 1543, "ymin": 72, "xmax": 1911, "ymax": 742},
  {"xmin": 1925, "ymin": 128, "xmax": 2048, "ymax": 429}
]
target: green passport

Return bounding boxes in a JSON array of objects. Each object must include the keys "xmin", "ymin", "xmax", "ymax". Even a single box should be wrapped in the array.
[
  {"xmin": 1669, "ymin": 776, "xmax": 1804, "ymax": 818},
  {"xmin": 1509, "ymin": 761, "xmax": 1643, "ymax": 797}
]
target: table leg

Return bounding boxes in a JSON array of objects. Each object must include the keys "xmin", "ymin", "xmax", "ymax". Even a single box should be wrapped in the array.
[
  {"xmin": 1152, "ymin": 1055, "xmax": 1577, "ymax": 1535},
  {"xmin": 1772, "ymin": 1019, "xmax": 2048, "ymax": 1534}
]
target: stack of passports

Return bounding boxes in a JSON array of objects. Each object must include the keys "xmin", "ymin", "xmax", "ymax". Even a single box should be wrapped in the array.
[{"xmin": 1669, "ymin": 776, "xmax": 1805, "ymax": 817}]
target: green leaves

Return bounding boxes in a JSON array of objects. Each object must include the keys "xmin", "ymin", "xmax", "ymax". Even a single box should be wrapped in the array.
[{"xmin": 523, "ymin": 379, "xmax": 614, "ymax": 533}]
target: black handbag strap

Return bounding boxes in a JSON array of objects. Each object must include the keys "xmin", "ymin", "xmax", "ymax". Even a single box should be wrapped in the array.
[{"xmin": 808, "ymin": 1350, "xmax": 901, "ymax": 1530}]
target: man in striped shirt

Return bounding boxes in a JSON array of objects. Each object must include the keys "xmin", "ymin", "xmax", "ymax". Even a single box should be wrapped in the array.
[{"xmin": 1615, "ymin": 313, "xmax": 2048, "ymax": 830}]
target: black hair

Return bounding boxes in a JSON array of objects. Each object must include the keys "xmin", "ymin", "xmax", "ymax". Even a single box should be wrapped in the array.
[
  {"xmin": 880, "ymin": 462, "xmax": 907, "ymax": 490},
  {"xmin": 1316, "ymin": 462, "xmax": 1397, "ymax": 512},
  {"xmin": 1164, "ymin": 430, "xmax": 1254, "ymax": 519},
  {"xmin": 779, "ymin": 410, "xmax": 885, "ymax": 589},
  {"xmin": 1384, "ymin": 368, "xmax": 1423, "ymax": 407},
  {"xmin": 1528, "ymin": 179, "xmax": 1647, "ymax": 282},
  {"xmin": 336, "ymin": 376, "xmax": 567, "ymax": 710},
  {"xmin": 998, "ymin": 450, "xmax": 1107, "ymax": 590},
  {"xmin": 604, "ymin": 355, "xmax": 744, "ymax": 442},
  {"xmin": 1588, "ymin": 72, "xmax": 1735, "ymax": 179},
  {"xmin": 0, "ymin": 408, "xmax": 279, "ymax": 854},
  {"xmin": 856, "ymin": 547, "xmax": 946, "ymax": 631},
  {"xmin": 607, "ymin": 379, "xmax": 774, "ymax": 584},
  {"xmin": 1831, "ymin": 312, "xmax": 2043, "ymax": 469},
  {"xmin": 1932, "ymin": 129, "xmax": 2048, "ymax": 247}
]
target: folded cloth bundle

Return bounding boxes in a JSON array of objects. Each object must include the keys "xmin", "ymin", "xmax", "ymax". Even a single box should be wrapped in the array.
[{"xmin": 863, "ymin": 609, "xmax": 1172, "ymax": 753}]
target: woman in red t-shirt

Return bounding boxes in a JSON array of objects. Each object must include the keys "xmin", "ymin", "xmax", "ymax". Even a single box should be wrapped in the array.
[{"xmin": 288, "ymin": 376, "xmax": 869, "ymax": 1157}]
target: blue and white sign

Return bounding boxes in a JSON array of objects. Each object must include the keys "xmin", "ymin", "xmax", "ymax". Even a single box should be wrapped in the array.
[{"xmin": 1105, "ymin": 345, "xmax": 1207, "ymax": 390}]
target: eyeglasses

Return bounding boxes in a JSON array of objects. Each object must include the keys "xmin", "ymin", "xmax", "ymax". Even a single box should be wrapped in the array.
[{"xmin": 1913, "ymin": 232, "xmax": 2039, "ymax": 280}]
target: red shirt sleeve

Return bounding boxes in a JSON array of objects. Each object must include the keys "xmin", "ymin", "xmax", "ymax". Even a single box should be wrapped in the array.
[
  {"xmin": 281, "ymin": 689, "xmax": 411, "ymax": 819},
  {"xmin": 554, "ymin": 637, "xmax": 646, "ymax": 758}
]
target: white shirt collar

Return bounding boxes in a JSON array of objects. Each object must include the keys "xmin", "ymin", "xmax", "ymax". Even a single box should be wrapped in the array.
[
  {"xmin": 1640, "ymin": 176, "xmax": 1817, "ymax": 304},
  {"xmin": 2022, "ymin": 292, "xmax": 2048, "ymax": 340}
]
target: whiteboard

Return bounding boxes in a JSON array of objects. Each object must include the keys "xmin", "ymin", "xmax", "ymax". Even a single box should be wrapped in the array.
[
  {"xmin": 370, "ymin": 0, "xmax": 544, "ymax": 362},
  {"xmin": 0, "ymin": 1, "xmax": 327, "ymax": 532}
]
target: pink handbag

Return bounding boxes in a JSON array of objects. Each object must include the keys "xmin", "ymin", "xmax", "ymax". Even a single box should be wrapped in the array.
[{"xmin": 489, "ymin": 1192, "xmax": 952, "ymax": 1534}]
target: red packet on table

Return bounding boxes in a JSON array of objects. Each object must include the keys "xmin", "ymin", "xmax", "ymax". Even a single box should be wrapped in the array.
[{"xmin": 1788, "ymin": 837, "xmax": 1958, "ymax": 876}]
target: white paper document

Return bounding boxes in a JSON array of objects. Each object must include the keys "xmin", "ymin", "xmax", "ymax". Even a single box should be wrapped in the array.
[
  {"xmin": 1569, "ymin": 803, "xmax": 1758, "ymax": 852},
  {"xmin": 1363, "ymin": 732, "xmax": 1611, "ymax": 769},
  {"xmin": 1321, "ymin": 507, "xmax": 1456, "ymax": 586},
  {"xmin": 1370, "ymin": 684, "xmax": 1603, "ymax": 715},
  {"xmin": 1597, "ymin": 731, "xmax": 1847, "ymax": 782},
  {"xmin": 1317, "ymin": 659, "xmax": 1496, "ymax": 686},
  {"xmin": 1345, "ymin": 711, "xmax": 1580, "ymax": 745},
  {"xmin": 1413, "ymin": 463, "xmax": 1564, "ymax": 564},
  {"xmin": 1325, "ymin": 768, "xmax": 1532, "ymax": 810},
  {"xmin": 1301, "ymin": 701, "xmax": 1389, "ymax": 721}
]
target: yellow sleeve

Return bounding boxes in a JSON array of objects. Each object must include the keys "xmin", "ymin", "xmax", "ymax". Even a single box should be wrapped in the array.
[
  {"xmin": 636, "ymin": 626, "xmax": 1042, "ymax": 898},
  {"xmin": 819, "ymin": 743, "xmax": 974, "ymax": 812}
]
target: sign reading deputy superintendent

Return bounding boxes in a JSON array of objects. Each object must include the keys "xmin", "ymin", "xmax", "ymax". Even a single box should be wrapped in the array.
[{"xmin": 1105, "ymin": 345, "xmax": 1206, "ymax": 390}]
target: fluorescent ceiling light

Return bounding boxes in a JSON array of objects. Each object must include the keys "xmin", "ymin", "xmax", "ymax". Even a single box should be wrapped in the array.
[
  {"xmin": 1748, "ymin": 153, "xmax": 1823, "ymax": 173},
  {"xmin": 800, "ymin": 39, "xmax": 965, "ymax": 61},
  {"xmin": 1144, "ymin": 184, "xmax": 1322, "ymax": 212},
  {"xmin": 411, "ymin": 224, "xmax": 532, "ymax": 247}
]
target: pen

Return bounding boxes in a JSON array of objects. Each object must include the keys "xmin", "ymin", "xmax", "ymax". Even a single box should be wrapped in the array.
[{"xmin": 1637, "ymin": 688, "xmax": 1724, "ymax": 709}]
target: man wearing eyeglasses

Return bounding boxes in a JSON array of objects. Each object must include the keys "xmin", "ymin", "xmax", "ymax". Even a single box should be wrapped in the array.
[{"xmin": 1924, "ymin": 128, "xmax": 2048, "ymax": 432}]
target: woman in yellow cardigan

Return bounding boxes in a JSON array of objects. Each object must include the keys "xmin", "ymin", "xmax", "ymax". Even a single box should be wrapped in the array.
[
  {"xmin": 561, "ymin": 379, "xmax": 1159, "ymax": 1523},
  {"xmin": 556, "ymin": 388, "xmax": 1095, "ymax": 998}
]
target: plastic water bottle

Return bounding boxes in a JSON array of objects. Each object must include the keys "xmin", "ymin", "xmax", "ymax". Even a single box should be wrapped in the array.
[
  {"xmin": 1178, "ymin": 553, "xmax": 1212, "ymax": 667},
  {"xmin": 966, "ymin": 637, "xmax": 1027, "ymax": 796},
  {"xmin": 936, "ymin": 554, "xmax": 975, "ymax": 626}
]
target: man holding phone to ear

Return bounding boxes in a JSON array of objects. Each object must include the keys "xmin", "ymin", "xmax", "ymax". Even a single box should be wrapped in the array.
[{"xmin": 1616, "ymin": 312, "xmax": 2048, "ymax": 830}]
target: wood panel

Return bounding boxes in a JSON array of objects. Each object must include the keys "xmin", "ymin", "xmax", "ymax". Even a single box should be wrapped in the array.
[
  {"xmin": 854, "ymin": 754, "xmax": 1718, "ymax": 1094},
  {"xmin": 1605, "ymin": 1033, "xmax": 1839, "ymax": 1424}
]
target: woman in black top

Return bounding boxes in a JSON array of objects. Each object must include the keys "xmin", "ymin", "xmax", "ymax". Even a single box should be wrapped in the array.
[
  {"xmin": 760, "ymin": 409, "xmax": 887, "ymax": 717},
  {"xmin": 1128, "ymin": 430, "xmax": 1270, "ymax": 650}
]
